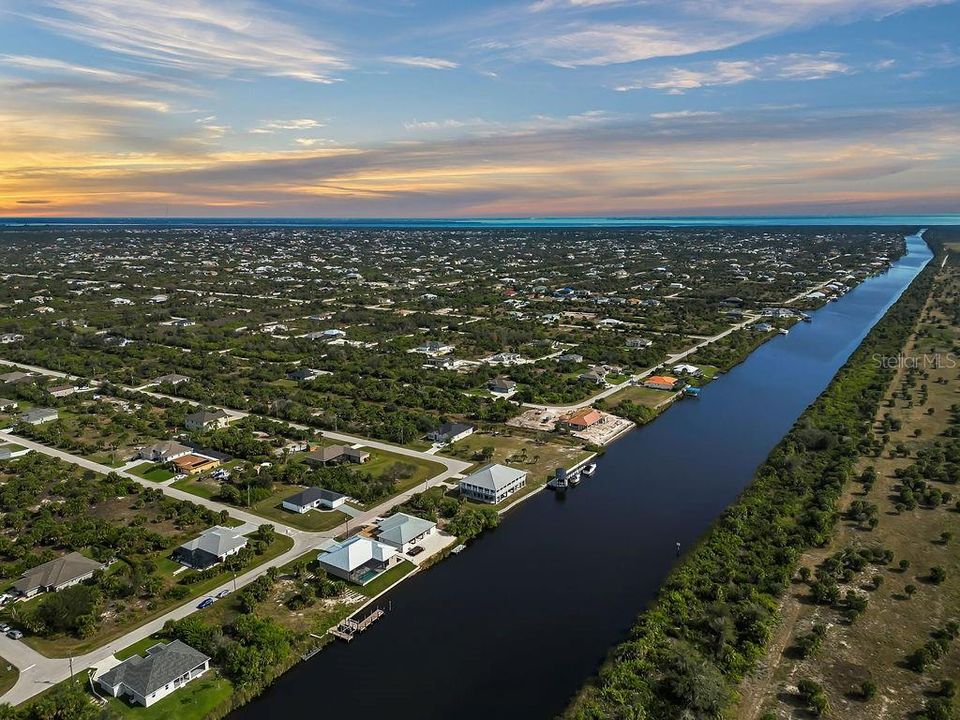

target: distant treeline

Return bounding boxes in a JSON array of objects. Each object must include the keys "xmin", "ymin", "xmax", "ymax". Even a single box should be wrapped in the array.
[{"xmin": 564, "ymin": 241, "xmax": 939, "ymax": 719}]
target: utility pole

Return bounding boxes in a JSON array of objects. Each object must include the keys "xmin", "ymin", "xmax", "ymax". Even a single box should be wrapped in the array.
[{"xmin": 69, "ymin": 656, "xmax": 74, "ymax": 680}]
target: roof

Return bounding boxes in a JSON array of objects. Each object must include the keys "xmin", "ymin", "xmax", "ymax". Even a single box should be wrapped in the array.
[
  {"xmin": 20, "ymin": 408, "xmax": 57, "ymax": 421},
  {"xmin": 98, "ymin": 641, "xmax": 209, "ymax": 698},
  {"xmin": 306, "ymin": 445, "xmax": 369, "ymax": 462},
  {"xmin": 185, "ymin": 409, "xmax": 229, "ymax": 425},
  {"xmin": 489, "ymin": 375, "xmax": 516, "ymax": 388},
  {"xmin": 320, "ymin": 535, "xmax": 396, "ymax": 572},
  {"xmin": 376, "ymin": 513, "xmax": 436, "ymax": 546},
  {"xmin": 13, "ymin": 552, "xmax": 103, "ymax": 594},
  {"xmin": 432, "ymin": 422, "xmax": 473, "ymax": 437},
  {"xmin": 283, "ymin": 486, "xmax": 346, "ymax": 507},
  {"xmin": 461, "ymin": 463, "xmax": 526, "ymax": 492},
  {"xmin": 646, "ymin": 375, "xmax": 678, "ymax": 385},
  {"xmin": 565, "ymin": 408, "xmax": 602, "ymax": 426},
  {"xmin": 179, "ymin": 526, "xmax": 247, "ymax": 558},
  {"xmin": 144, "ymin": 440, "xmax": 191, "ymax": 456}
]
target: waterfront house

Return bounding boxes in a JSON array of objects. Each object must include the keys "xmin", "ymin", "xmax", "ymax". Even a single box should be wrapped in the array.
[
  {"xmin": 138, "ymin": 440, "xmax": 192, "ymax": 463},
  {"xmin": 281, "ymin": 487, "xmax": 347, "ymax": 513},
  {"xmin": 19, "ymin": 408, "xmax": 58, "ymax": 425},
  {"xmin": 563, "ymin": 407, "xmax": 604, "ymax": 431},
  {"xmin": 671, "ymin": 363, "xmax": 702, "ymax": 377},
  {"xmin": 96, "ymin": 640, "xmax": 210, "ymax": 708},
  {"xmin": 426, "ymin": 422, "xmax": 475, "ymax": 444},
  {"xmin": 184, "ymin": 408, "xmax": 230, "ymax": 431},
  {"xmin": 12, "ymin": 552, "xmax": 104, "ymax": 598},
  {"xmin": 459, "ymin": 463, "xmax": 527, "ymax": 504},
  {"xmin": 375, "ymin": 513, "xmax": 436, "ymax": 553},
  {"xmin": 317, "ymin": 535, "xmax": 397, "ymax": 585},
  {"xmin": 174, "ymin": 526, "xmax": 248, "ymax": 569},
  {"xmin": 644, "ymin": 375, "xmax": 680, "ymax": 391}
]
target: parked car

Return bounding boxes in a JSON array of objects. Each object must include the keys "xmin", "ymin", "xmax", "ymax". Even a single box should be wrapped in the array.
[
  {"xmin": 215, "ymin": 589, "xmax": 231, "ymax": 599},
  {"xmin": 407, "ymin": 545, "xmax": 425, "ymax": 557},
  {"xmin": 6, "ymin": 630, "xmax": 23, "ymax": 640},
  {"xmin": 0, "ymin": 623, "xmax": 11, "ymax": 633},
  {"xmin": 197, "ymin": 597, "xmax": 215, "ymax": 609}
]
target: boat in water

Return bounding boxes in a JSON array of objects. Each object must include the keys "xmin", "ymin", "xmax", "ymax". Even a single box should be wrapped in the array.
[{"xmin": 581, "ymin": 463, "xmax": 597, "ymax": 477}]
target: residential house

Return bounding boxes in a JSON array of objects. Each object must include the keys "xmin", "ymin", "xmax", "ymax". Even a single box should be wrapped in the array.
[
  {"xmin": 557, "ymin": 353, "xmax": 584, "ymax": 364},
  {"xmin": 138, "ymin": 441, "xmax": 192, "ymax": 463},
  {"xmin": 171, "ymin": 454, "xmax": 221, "ymax": 476},
  {"xmin": 414, "ymin": 341, "xmax": 455, "ymax": 355},
  {"xmin": 578, "ymin": 368, "xmax": 607, "ymax": 385},
  {"xmin": 0, "ymin": 371, "xmax": 35, "ymax": 385},
  {"xmin": 48, "ymin": 383, "xmax": 80, "ymax": 398},
  {"xmin": 672, "ymin": 363, "xmax": 702, "ymax": 377},
  {"xmin": 0, "ymin": 333, "xmax": 24, "ymax": 344},
  {"xmin": 12, "ymin": 552, "xmax": 104, "ymax": 598},
  {"xmin": 626, "ymin": 337, "xmax": 653, "ymax": 349},
  {"xmin": 0, "ymin": 398, "xmax": 18, "ymax": 412},
  {"xmin": 174, "ymin": 526, "xmax": 248, "ymax": 569},
  {"xmin": 317, "ymin": 535, "xmax": 397, "ymax": 585},
  {"xmin": 286, "ymin": 367, "xmax": 321, "ymax": 382},
  {"xmin": 488, "ymin": 376, "xmax": 516, "ymax": 394},
  {"xmin": 281, "ymin": 487, "xmax": 347, "ymax": 514},
  {"xmin": 303, "ymin": 445, "xmax": 370, "ymax": 466},
  {"xmin": 426, "ymin": 422, "xmax": 475, "ymax": 444},
  {"xmin": 487, "ymin": 352, "xmax": 522, "ymax": 364},
  {"xmin": 96, "ymin": 641, "xmax": 210, "ymax": 708},
  {"xmin": 184, "ymin": 409, "xmax": 230, "ymax": 431},
  {"xmin": 375, "ymin": 513, "xmax": 436, "ymax": 552},
  {"xmin": 644, "ymin": 375, "xmax": 680, "ymax": 391},
  {"xmin": 459, "ymin": 463, "xmax": 527, "ymax": 504},
  {"xmin": 154, "ymin": 373, "xmax": 191, "ymax": 386},
  {"xmin": 563, "ymin": 407, "xmax": 604, "ymax": 431},
  {"xmin": 19, "ymin": 408, "xmax": 58, "ymax": 425}
]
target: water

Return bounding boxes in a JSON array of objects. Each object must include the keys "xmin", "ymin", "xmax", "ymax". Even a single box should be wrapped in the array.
[
  {"xmin": 230, "ymin": 234, "xmax": 932, "ymax": 720},
  {"xmin": 1, "ymin": 215, "xmax": 958, "ymax": 228}
]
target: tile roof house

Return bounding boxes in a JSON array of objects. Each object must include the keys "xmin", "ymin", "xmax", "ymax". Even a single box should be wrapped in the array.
[
  {"xmin": 375, "ymin": 513, "xmax": 436, "ymax": 552},
  {"xmin": 563, "ymin": 407, "xmax": 604, "ymax": 431},
  {"xmin": 12, "ymin": 552, "xmax": 104, "ymax": 598},
  {"xmin": 97, "ymin": 640, "xmax": 210, "ymax": 707},
  {"xmin": 459, "ymin": 463, "xmax": 527, "ymax": 505},
  {"xmin": 643, "ymin": 375, "xmax": 680, "ymax": 391},
  {"xmin": 318, "ymin": 535, "xmax": 397, "ymax": 585},
  {"xmin": 174, "ymin": 526, "xmax": 247, "ymax": 569},
  {"xmin": 281, "ymin": 487, "xmax": 347, "ymax": 513}
]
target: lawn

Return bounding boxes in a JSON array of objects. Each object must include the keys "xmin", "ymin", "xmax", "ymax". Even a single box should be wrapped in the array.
[
  {"xmin": 23, "ymin": 534, "xmax": 295, "ymax": 658},
  {"xmin": 441, "ymin": 431, "xmax": 592, "ymax": 483},
  {"xmin": 251, "ymin": 490, "xmax": 350, "ymax": 532},
  {"xmin": 356, "ymin": 449, "xmax": 447, "ymax": 507},
  {"xmin": 605, "ymin": 383, "xmax": 675, "ymax": 409},
  {"xmin": 357, "ymin": 559, "xmax": 416, "ymax": 597},
  {"xmin": 172, "ymin": 476, "xmax": 217, "ymax": 499},
  {"xmin": 104, "ymin": 675, "xmax": 233, "ymax": 720},
  {"xmin": 128, "ymin": 461, "xmax": 175, "ymax": 482},
  {"xmin": 115, "ymin": 634, "xmax": 166, "ymax": 660},
  {"xmin": 0, "ymin": 655, "xmax": 18, "ymax": 696}
]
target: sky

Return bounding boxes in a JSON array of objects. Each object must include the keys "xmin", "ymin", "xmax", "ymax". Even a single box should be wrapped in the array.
[{"xmin": 0, "ymin": 0, "xmax": 958, "ymax": 217}]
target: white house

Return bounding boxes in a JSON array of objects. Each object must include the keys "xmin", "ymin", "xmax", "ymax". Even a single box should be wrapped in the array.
[
  {"xmin": 318, "ymin": 535, "xmax": 397, "ymax": 585},
  {"xmin": 459, "ymin": 463, "xmax": 527, "ymax": 504},
  {"xmin": 375, "ymin": 513, "xmax": 436, "ymax": 552},
  {"xmin": 281, "ymin": 487, "xmax": 347, "ymax": 514},
  {"xmin": 139, "ymin": 440, "xmax": 192, "ymax": 463},
  {"xmin": 97, "ymin": 641, "xmax": 209, "ymax": 707},
  {"xmin": 426, "ymin": 422, "xmax": 474, "ymax": 445}
]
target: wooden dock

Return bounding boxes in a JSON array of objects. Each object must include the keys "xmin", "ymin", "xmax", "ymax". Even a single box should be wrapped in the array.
[{"xmin": 329, "ymin": 607, "xmax": 385, "ymax": 642}]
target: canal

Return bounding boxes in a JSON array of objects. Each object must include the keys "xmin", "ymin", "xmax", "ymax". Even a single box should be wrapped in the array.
[{"xmin": 231, "ymin": 232, "xmax": 932, "ymax": 720}]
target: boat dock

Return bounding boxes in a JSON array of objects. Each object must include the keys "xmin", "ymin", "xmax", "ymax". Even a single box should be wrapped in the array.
[{"xmin": 330, "ymin": 607, "xmax": 386, "ymax": 642}]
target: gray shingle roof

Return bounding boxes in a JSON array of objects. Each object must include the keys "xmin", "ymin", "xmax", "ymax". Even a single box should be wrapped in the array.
[
  {"xmin": 13, "ymin": 552, "xmax": 103, "ymax": 594},
  {"xmin": 98, "ymin": 640, "xmax": 209, "ymax": 697},
  {"xmin": 283, "ymin": 486, "xmax": 345, "ymax": 507},
  {"xmin": 178, "ymin": 526, "xmax": 247, "ymax": 557}
]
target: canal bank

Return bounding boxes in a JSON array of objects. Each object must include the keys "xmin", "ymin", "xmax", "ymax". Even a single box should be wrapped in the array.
[{"xmin": 230, "ymin": 233, "xmax": 932, "ymax": 720}]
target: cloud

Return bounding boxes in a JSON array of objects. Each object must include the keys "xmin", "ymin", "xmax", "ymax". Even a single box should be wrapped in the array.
[
  {"xmin": 515, "ymin": 0, "xmax": 951, "ymax": 67},
  {"xmin": 251, "ymin": 118, "xmax": 327, "ymax": 134},
  {"xmin": 650, "ymin": 110, "xmax": 720, "ymax": 119},
  {"xmin": 616, "ymin": 53, "xmax": 852, "ymax": 92},
  {"xmin": 26, "ymin": 0, "xmax": 348, "ymax": 83},
  {"xmin": 382, "ymin": 56, "xmax": 460, "ymax": 69}
]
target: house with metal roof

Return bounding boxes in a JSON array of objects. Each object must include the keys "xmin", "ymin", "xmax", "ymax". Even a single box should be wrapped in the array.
[
  {"xmin": 317, "ymin": 535, "xmax": 397, "ymax": 585},
  {"xmin": 12, "ymin": 552, "xmax": 104, "ymax": 598},
  {"xmin": 96, "ymin": 640, "xmax": 209, "ymax": 707},
  {"xmin": 459, "ymin": 463, "xmax": 527, "ymax": 504},
  {"xmin": 375, "ymin": 513, "xmax": 436, "ymax": 552},
  {"xmin": 19, "ymin": 408, "xmax": 58, "ymax": 425},
  {"xmin": 173, "ymin": 526, "xmax": 247, "ymax": 569},
  {"xmin": 281, "ymin": 486, "xmax": 347, "ymax": 514}
]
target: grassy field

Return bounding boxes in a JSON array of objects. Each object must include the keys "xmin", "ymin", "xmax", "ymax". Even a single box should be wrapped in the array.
[
  {"xmin": 0, "ymin": 656, "xmax": 18, "ymax": 696},
  {"xmin": 128, "ymin": 461, "xmax": 175, "ymax": 482},
  {"xmin": 734, "ymin": 262, "xmax": 960, "ymax": 720},
  {"xmin": 441, "ymin": 430, "xmax": 591, "ymax": 480},
  {"xmin": 357, "ymin": 559, "xmax": 416, "ymax": 597},
  {"xmin": 115, "ymin": 634, "xmax": 166, "ymax": 660},
  {"xmin": 604, "ymin": 383, "xmax": 676, "ymax": 409},
  {"xmin": 104, "ymin": 675, "xmax": 233, "ymax": 720}
]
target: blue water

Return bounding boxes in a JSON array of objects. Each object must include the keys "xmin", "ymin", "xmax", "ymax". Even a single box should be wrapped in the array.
[
  {"xmin": 1, "ymin": 215, "xmax": 958, "ymax": 228},
  {"xmin": 228, "ymin": 234, "xmax": 932, "ymax": 720}
]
